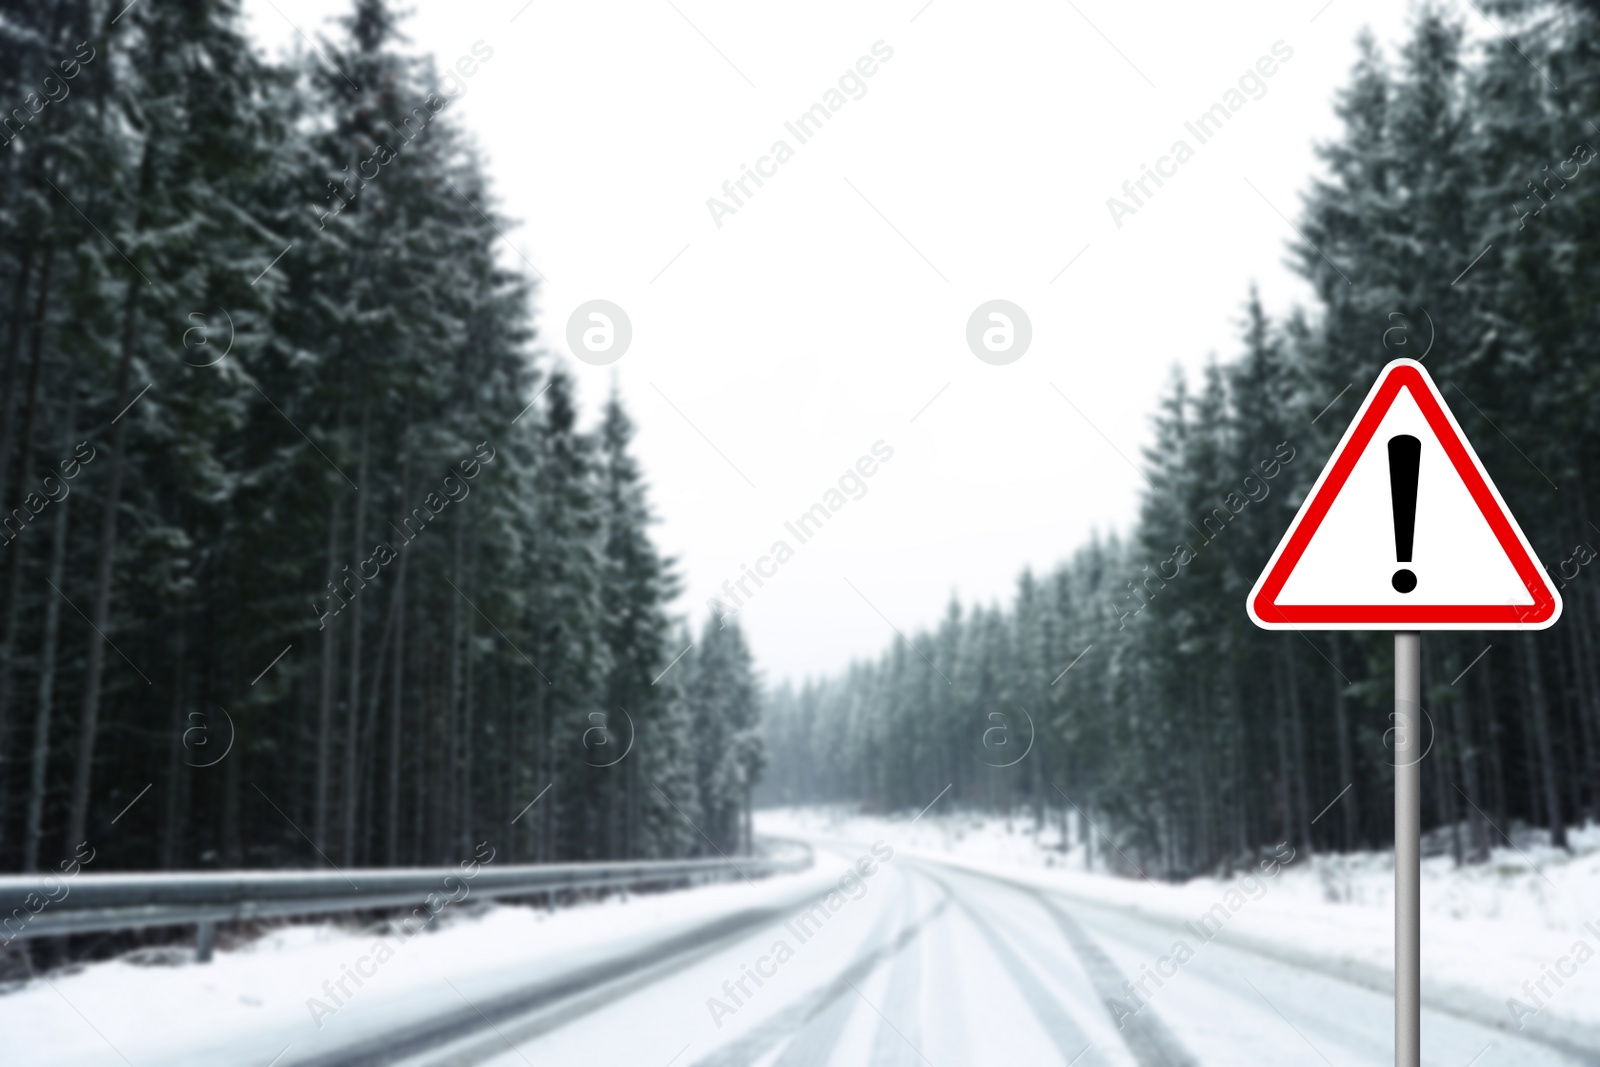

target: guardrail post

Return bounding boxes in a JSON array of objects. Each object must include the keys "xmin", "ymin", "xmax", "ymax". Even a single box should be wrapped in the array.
[{"xmin": 195, "ymin": 920, "xmax": 215, "ymax": 963}]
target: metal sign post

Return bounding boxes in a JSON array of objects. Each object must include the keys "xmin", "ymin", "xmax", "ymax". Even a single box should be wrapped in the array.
[
  {"xmin": 1394, "ymin": 631, "xmax": 1421, "ymax": 1067},
  {"xmin": 1246, "ymin": 359, "xmax": 1560, "ymax": 1065}
]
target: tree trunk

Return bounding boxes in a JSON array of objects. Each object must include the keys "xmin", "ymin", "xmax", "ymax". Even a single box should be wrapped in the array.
[
  {"xmin": 0, "ymin": 253, "xmax": 53, "ymax": 844},
  {"xmin": 158, "ymin": 605, "xmax": 188, "ymax": 869},
  {"xmin": 1554, "ymin": 618, "xmax": 1594, "ymax": 823},
  {"xmin": 1572, "ymin": 585, "xmax": 1600, "ymax": 821},
  {"xmin": 447, "ymin": 517, "xmax": 464, "ymax": 862},
  {"xmin": 537, "ymin": 681, "xmax": 550, "ymax": 863},
  {"xmin": 386, "ymin": 467, "xmax": 408, "ymax": 866},
  {"xmin": 1520, "ymin": 680, "xmax": 1544, "ymax": 828},
  {"xmin": 1328, "ymin": 633, "xmax": 1358, "ymax": 851},
  {"xmin": 1227, "ymin": 658, "xmax": 1247, "ymax": 860},
  {"xmin": 1191, "ymin": 690, "xmax": 1214, "ymax": 871},
  {"xmin": 1435, "ymin": 715, "xmax": 1462, "ymax": 865},
  {"xmin": 1479, "ymin": 655, "xmax": 1508, "ymax": 829},
  {"xmin": 1272, "ymin": 653, "xmax": 1294, "ymax": 847},
  {"xmin": 743, "ymin": 779, "xmax": 752, "ymax": 856},
  {"xmin": 356, "ymin": 620, "xmax": 386, "ymax": 867},
  {"xmin": 314, "ymin": 493, "xmax": 342, "ymax": 859},
  {"xmin": 1282, "ymin": 643, "xmax": 1313, "ymax": 854},
  {"xmin": 1448, "ymin": 645, "xmax": 1487, "ymax": 862},
  {"xmin": 222, "ymin": 675, "xmax": 242, "ymax": 867},
  {"xmin": 460, "ymin": 520, "xmax": 475, "ymax": 859},
  {"xmin": 412, "ymin": 641, "xmax": 430, "ymax": 864},
  {"xmin": 1520, "ymin": 633, "xmax": 1567, "ymax": 850},
  {"xmin": 355, "ymin": 539, "xmax": 397, "ymax": 861},
  {"xmin": 342, "ymin": 409, "xmax": 369, "ymax": 863},
  {"xmin": 506, "ymin": 665, "xmax": 518, "ymax": 863},
  {"xmin": 22, "ymin": 378, "xmax": 75, "ymax": 872},
  {"xmin": 66, "ymin": 273, "xmax": 140, "ymax": 851},
  {"xmin": 1082, "ymin": 789, "xmax": 1094, "ymax": 872},
  {"xmin": 625, "ymin": 708, "xmax": 638, "ymax": 860},
  {"xmin": 0, "ymin": 244, "xmax": 36, "ymax": 520}
]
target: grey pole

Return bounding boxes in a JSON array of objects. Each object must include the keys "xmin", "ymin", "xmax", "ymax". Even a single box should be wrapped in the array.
[
  {"xmin": 195, "ymin": 920, "xmax": 215, "ymax": 963},
  {"xmin": 1394, "ymin": 631, "xmax": 1422, "ymax": 1067}
]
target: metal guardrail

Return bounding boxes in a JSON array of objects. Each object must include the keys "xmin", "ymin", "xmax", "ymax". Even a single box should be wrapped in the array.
[{"xmin": 0, "ymin": 842, "xmax": 813, "ymax": 961}]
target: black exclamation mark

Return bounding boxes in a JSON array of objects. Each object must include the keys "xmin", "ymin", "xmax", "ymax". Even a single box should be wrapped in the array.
[{"xmin": 1389, "ymin": 434, "xmax": 1421, "ymax": 593}]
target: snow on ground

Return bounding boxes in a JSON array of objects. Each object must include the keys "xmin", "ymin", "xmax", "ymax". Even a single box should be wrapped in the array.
[
  {"xmin": 10, "ymin": 812, "xmax": 1600, "ymax": 1064},
  {"xmin": 758, "ymin": 806, "xmax": 1600, "ymax": 1036},
  {"xmin": 1, "ymin": 850, "xmax": 852, "ymax": 1067}
]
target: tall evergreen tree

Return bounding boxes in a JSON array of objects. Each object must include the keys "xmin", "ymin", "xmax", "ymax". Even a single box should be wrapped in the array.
[
  {"xmin": 0, "ymin": 0, "xmax": 750, "ymax": 886},
  {"xmin": 685, "ymin": 618, "xmax": 762, "ymax": 856}
]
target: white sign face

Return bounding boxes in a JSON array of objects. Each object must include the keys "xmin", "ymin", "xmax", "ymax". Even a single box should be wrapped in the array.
[{"xmin": 1248, "ymin": 358, "xmax": 1560, "ymax": 631}]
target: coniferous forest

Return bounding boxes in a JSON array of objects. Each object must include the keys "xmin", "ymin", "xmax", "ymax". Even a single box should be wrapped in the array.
[
  {"xmin": 9, "ymin": 0, "xmax": 1600, "ymax": 889},
  {"xmin": 0, "ymin": 0, "xmax": 763, "ymax": 873},
  {"xmin": 761, "ymin": 3, "xmax": 1600, "ymax": 876}
]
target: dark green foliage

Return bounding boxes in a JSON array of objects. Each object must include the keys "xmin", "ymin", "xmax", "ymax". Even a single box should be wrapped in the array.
[
  {"xmin": 0, "ymin": 0, "xmax": 756, "ymax": 872},
  {"xmin": 683, "ymin": 617, "xmax": 763, "ymax": 857}
]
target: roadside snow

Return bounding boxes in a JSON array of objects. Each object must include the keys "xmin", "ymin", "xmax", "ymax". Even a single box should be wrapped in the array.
[
  {"xmin": 1, "ymin": 854, "xmax": 849, "ymax": 1067},
  {"xmin": 12, "ymin": 811, "xmax": 1599, "ymax": 1065},
  {"xmin": 758, "ymin": 806, "xmax": 1600, "ymax": 1038}
]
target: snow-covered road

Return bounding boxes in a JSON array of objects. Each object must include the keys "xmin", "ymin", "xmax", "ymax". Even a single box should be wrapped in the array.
[
  {"xmin": 437, "ymin": 842, "xmax": 1590, "ymax": 1067},
  {"xmin": 9, "ymin": 835, "xmax": 1597, "ymax": 1065}
]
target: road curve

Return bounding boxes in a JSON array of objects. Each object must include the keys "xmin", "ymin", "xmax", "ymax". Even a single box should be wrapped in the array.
[{"xmin": 365, "ymin": 842, "xmax": 1594, "ymax": 1067}]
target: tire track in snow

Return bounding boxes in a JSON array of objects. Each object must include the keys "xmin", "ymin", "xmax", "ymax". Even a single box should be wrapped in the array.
[
  {"xmin": 868, "ymin": 878, "xmax": 925, "ymax": 1067},
  {"xmin": 691, "ymin": 881, "xmax": 947, "ymax": 1067},
  {"xmin": 921, "ymin": 867, "xmax": 1112, "ymax": 1067},
  {"xmin": 923, "ymin": 862, "xmax": 1199, "ymax": 1067},
  {"xmin": 1039, "ymin": 897, "xmax": 1199, "ymax": 1067}
]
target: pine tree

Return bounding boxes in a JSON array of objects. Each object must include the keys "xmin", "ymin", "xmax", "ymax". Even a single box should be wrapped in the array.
[{"xmin": 685, "ymin": 617, "xmax": 762, "ymax": 856}]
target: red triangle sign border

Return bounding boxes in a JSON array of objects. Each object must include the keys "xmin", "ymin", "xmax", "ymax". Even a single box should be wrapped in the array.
[{"xmin": 1248, "ymin": 358, "xmax": 1560, "ymax": 630}]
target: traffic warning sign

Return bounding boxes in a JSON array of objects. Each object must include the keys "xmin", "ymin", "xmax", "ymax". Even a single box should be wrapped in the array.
[{"xmin": 1248, "ymin": 358, "xmax": 1560, "ymax": 630}]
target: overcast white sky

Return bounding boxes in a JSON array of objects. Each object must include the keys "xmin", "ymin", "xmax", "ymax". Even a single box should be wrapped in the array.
[{"xmin": 243, "ymin": 0, "xmax": 1444, "ymax": 684}]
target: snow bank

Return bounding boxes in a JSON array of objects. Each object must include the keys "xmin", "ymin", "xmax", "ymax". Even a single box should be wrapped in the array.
[
  {"xmin": 0, "ymin": 855, "xmax": 847, "ymax": 1067},
  {"xmin": 758, "ymin": 806, "xmax": 1600, "ymax": 1045}
]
